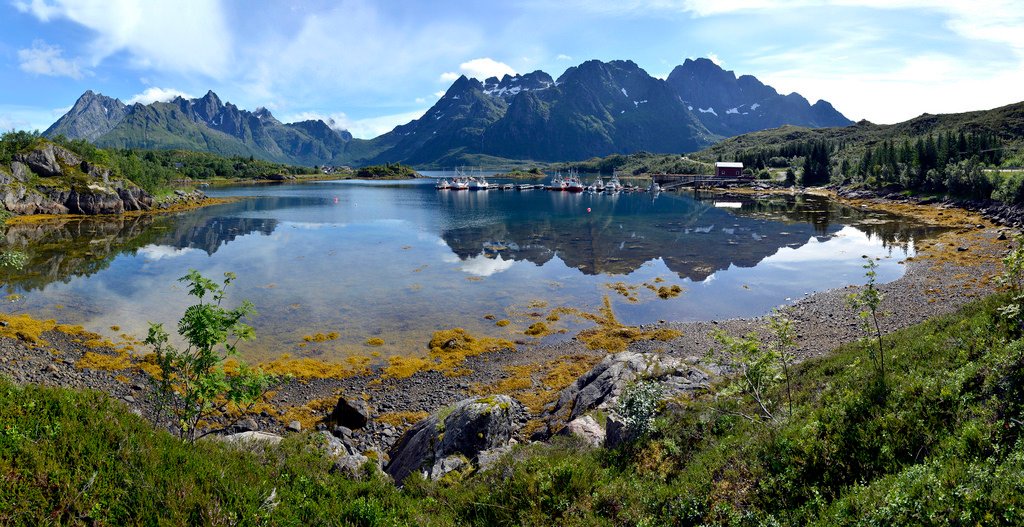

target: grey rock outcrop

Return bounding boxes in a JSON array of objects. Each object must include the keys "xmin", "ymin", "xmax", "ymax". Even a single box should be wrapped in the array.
[
  {"xmin": 330, "ymin": 397, "xmax": 370, "ymax": 430},
  {"xmin": 604, "ymin": 414, "xmax": 628, "ymax": 449},
  {"xmin": 15, "ymin": 143, "xmax": 81, "ymax": 178},
  {"xmin": 561, "ymin": 415, "xmax": 606, "ymax": 447},
  {"xmin": 11, "ymin": 162, "xmax": 31, "ymax": 182},
  {"xmin": 1, "ymin": 143, "xmax": 153, "ymax": 216},
  {"xmin": 385, "ymin": 395, "xmax": 526, "ymax": 484},
  {"xmin": 220, "ymin": 431, "xmax": 283, "ymax": 446},
  {"xmin": 332, "ymin": 454, "xmax": 372, "ymax": 480},
  {"xmin": 540, "ymin": 352, "xmax": 713, "ymax": 438}
]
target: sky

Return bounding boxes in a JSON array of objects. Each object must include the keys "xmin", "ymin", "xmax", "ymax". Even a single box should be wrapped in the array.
[{"xmin": 1, "ymin": 0, "xmax": 1023, "ymax": 139}]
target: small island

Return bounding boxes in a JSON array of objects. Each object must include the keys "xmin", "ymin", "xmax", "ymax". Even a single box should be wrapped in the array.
[
  {"xmin": 352, "ymin": 163, "xmax": 421, "ymax": 180},
  {"xmin": 491, "ymin": 167, "xmax": 547, "ymax": 179}
]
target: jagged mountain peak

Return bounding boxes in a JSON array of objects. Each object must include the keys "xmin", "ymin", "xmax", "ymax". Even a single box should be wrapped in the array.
[
  {"xmin": 482, "ymin": 71, "xmax": 554, "ymax": 98},
  {"xmin": 665, "ymin": 56, "xmax": 852, "ymax": 136},
  {"xmin": 253, "ymin": 107, "xmax": 281, "ymax": 125},
  {"xmin": 44, "ymin": 57, "xmax": 854, "ymax": 167},
  {"xmin": 44, "ymin": 90, "xmax": 127, "ymax": 141}
]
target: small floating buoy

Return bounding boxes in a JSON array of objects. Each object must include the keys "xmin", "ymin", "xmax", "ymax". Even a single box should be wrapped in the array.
[
  {"xmin": 333, "ymin": 197, "xmax": 339, "ymax": 203},
  {"xmin": 587, "ymin": 207, "xmax": 591, "ymax": 213}
]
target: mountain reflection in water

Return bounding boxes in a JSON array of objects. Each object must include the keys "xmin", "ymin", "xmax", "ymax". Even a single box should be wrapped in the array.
[{"xmin": 0, "ymin": 180, "xmax": 944, "ymax": 360}]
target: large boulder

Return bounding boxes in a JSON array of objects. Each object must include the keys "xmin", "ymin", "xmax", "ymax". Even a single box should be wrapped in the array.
[
  {"xmin": 540, "ymin": 352, "xmax": 713, "ymax": 438},
  {"xmin": 385, "ymin": 395, "xmax": 526, "ymax": 484},
  {"xmin": 10, "ymin": 162, "xmax": 31, "ymax": 182},
  {"xmin": 332, "ymin": 454, "xmax": 372, "ymax": 480},
  {"xmin": 15, "ymin": 143, "xmax": 81, "ymax": 178},
  {"xmin": 220, "ymin": 431, "xmax": 283, "ymax": 446},
  {"xmin": 330, "ymin": 396, "xmax": 370, "ymax": 430},
  {"xmin": 560, "ymin": 415, "xmax": 605, "ymax": 447}
]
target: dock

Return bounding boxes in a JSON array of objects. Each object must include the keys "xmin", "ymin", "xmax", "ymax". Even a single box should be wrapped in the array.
[{"xmin": 651, "ymin": 173, "xmax": 754, "ymax": 191}]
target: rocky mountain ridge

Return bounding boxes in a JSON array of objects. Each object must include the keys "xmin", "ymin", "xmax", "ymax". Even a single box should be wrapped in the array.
[{"xmin": 45, "ymin": 58, "xmax": 853, "ymax": 167}]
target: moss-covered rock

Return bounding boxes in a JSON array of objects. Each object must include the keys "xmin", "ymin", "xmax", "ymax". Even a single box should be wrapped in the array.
[{"xmin": 1, "ymin": 141, "xmax": 152, "ymax": 215}]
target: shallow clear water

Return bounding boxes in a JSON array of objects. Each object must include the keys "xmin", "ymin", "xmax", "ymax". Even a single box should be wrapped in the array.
[{"xmin": 0, "ymin": 178, "xmax": 942, "ymax": 361}]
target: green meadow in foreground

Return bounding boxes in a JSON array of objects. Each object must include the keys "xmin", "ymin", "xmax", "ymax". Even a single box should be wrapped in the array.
[{"xmin": 3, "ymin": 290, "xmax": 1024, "ymax": 525}]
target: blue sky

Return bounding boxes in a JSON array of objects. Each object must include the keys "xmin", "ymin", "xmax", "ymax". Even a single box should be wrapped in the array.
[{"xmin": 1, "ymin": 0, "xmax": 1022, "ymax": 138}]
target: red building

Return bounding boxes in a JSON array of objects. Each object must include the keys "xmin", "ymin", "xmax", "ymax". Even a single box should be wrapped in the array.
[{"xmin": 715, "ymin": 162, "xmax": 744, "ymax": 178}]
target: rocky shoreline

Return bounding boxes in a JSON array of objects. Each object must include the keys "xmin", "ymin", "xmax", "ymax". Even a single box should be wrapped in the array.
[{"xmin": 0, "ymin": 188, "xmax": 1011, "ymax": 481}]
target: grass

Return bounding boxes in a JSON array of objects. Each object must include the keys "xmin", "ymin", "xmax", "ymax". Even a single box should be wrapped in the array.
[{"xmin": 2, "ymin": 293, "xmax": 1024, "ymax": 524}]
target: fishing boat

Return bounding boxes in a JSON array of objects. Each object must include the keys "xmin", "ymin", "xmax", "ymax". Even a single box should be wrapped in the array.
[
  {"xmin": 468, "ymin": 176, "xmax": 490, "ymax": 190},
  {"xmin": 648, "ymin": 179, "xmax": 661, "ymax": 193},
  {"xmin": 435, "ymin": 178, "xmax": 451, "ymax": 190},
  {"xmin": 605, "ymin": 174, "xmax": 622, "ymax": 193},
  {"xmin": 566, "ymin": 174, "xmax": 585, "ymax": 192},
  {"xmin": 451, "ymin": 177, "xmax": 469, "ymax": 190},
  {"xmin": 545, "ymin": 174, "xmax": 567, "ymax": 191}
]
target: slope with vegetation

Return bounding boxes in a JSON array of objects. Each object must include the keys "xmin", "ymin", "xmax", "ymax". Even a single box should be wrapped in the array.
[
  {"xmin": 1, "ymin": 130, "xmax": 311, "ymax": 217},
  {"xmin": 695, "ymin": 101, "xmax": 1024, "ymax": 198},
  {"xmin": 2, "ymin": 270, "xmax": 1023, "ymax": 524}
]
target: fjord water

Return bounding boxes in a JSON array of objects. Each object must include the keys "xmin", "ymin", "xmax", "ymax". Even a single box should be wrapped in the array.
[{"xmin": 1, "ymin": 178, "xmax": 940, "ymax": 360}]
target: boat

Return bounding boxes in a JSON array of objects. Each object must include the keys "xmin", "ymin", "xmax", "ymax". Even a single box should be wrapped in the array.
[
  {"xmin": 435, "ymin": 178, "xmax": 451, "ymax": 190},
  {"xmin": 594, "ymin": 178, "xmax": 605, "ymax": 192},
  {"xmin": 605, "ymin": 174, "xmax": 622, "ymax": 193},
  {"xmin": 502, "ymin": 183, "xmax": 515, "ymax": 191},
  {"xmin": 648, "ymin": 179, "xmax": 661, "ymax": 193},
  {"xmin": 516, "ymin": 183, "xmax": 535, "ymax": 190},
  {"xmin": 566, "ymin": 174, "xmax": 585, "ymax": 192},
  {"xmin": 468, "ymin": 176, "xmax": 490, "ymax": 190},
  {"xmin": 451, "ymin": 177, "xmax": 469, "ymax": 190},
  {"xmin": 545, "ymin": 174, "xmax": 567, "ymax": 191}
]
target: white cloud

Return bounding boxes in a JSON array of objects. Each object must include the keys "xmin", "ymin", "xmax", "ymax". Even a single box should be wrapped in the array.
[
  {"xmin": 17, "ymin": 40, "xmax": 84, "ymax": 79},
  {"xmin": 457, "ymin": 57, "xmax": 516, "ymax": 80},
  {"xmin": 439, "ymin": 71, "xmax": 460, "ymax": 82},
  {"xmin": 0, "ymin": 104, "xmax": 70, "ymax": 131},
  {"xmin": 283, "ymin": 108, "xmax": 428, "ymax": 139},
  {"xmin": 0, "ymin": 116, "xmax": 22, "ymax": 131},
  {"xmin": 137, "ymin": 245, "xmax": 198, "ymax": 260},
  {"xmin": 759, "ymin": 53, "xmax": 1024, "ymax": 124},
  {"xmin": 434, "ymin": 90, "xmax": 446, "ymax": 98},
  {"xmin": 345, "ymin": 109, "xmax": 428, "ymax": 138},
  {"xmin": 415, "ymin": 97, "xmax": 426, "ymax": 103},
  {"xmin": 706, "ymin": 52, "xmax": 723, "ymax": 65},
  {"xmin": 460, "ymin": 253, "xmax": 516, "ymax": 277},
  {"xmin": 241, "ymin": 1, "xmax": 480, "ymax": 110},
  {"xmin": 125, "ymin": 87, "xmax": 194, "ymax": 105},
  {"xmin": 15, "ymin": 0, "xmax": 233, "ymax": 78},
  {"xmin": 556, "ymin": 53, "xmax": 573, "ymax": 61}
]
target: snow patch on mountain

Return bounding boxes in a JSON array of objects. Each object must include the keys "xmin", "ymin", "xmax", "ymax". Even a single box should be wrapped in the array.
[{"xmin": 698, "ymin": 107, "xmax": 718, "ymax": 116}]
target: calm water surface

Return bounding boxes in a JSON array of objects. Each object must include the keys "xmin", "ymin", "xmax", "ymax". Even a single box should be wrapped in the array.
[{"xmin": 0, "ymin": 177, "xmax": 942, "ymax": 361}]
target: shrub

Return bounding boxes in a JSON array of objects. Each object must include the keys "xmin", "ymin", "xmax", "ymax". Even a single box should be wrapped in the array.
[
  {"xmin": 145, "ymin": 270, "xmax": 276, "ymax": 442},
  {"xmin": 616, "ymin": 379, "xmax": 663, "ymax": 440}
]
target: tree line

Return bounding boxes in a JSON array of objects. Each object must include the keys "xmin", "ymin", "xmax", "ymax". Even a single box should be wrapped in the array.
[{"xmin": 724, "ymin": 130, "xmax": 1015, "ymax": 202}]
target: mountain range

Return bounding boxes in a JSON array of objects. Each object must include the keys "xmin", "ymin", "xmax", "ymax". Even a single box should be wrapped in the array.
[{"xmin": 44, "ymin": 58, "xmax": 853, "ymax": 167}]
